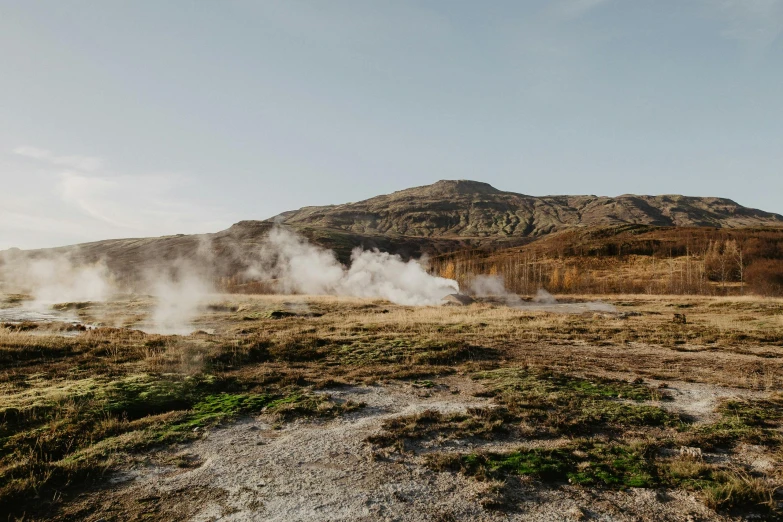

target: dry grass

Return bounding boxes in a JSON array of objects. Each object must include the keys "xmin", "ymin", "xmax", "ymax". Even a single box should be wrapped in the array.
[{"xmin": 1, "ymin": 293, "xmax": 782, "ymax": 519}]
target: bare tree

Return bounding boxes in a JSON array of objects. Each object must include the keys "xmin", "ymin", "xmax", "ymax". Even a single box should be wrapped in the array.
[{"xmin": 734, "ymin": 243, "xmax": 744, "ymax": 295}]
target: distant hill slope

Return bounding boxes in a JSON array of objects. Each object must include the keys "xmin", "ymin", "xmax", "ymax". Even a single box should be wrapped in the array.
[
  {"xmin": 2, "ymin": 222, "xmax": 456, "ymax": 281},
  {"xmin": 429, "ymin": 224, "xmax": 783, "ymax": 296},
  {"xmin": 2, "ymin": 180, "xmax": 781, "ymax": 287},
  {"xmin": 276, "ymin": 180, "xmax": 783, "ymax": 238},
  {"xmin": 0, "ymin": 221, "xmax": 492, "ymax": 286}
]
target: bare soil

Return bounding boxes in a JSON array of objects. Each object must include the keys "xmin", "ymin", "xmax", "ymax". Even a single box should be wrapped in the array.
[
  {"xmin": 3, "ymin": 294, "xmax": 782, "ymax": 521},
  {"xmin": 65, "ymin": 379, "xmax": 745, "ymax": 522}
]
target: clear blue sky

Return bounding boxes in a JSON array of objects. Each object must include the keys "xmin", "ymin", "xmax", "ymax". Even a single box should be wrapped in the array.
[{"xmin": 1, "ymin": 0, "xmax": 782, "ymax": 249}]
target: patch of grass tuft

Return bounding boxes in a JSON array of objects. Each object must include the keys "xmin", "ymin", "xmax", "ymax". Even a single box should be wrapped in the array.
[
  {"xmin": 686, "ymin": 396, "xmax": 783, "ymax": 450},
  {"xmin": 427, "ymin": 441, "xmax": 656, "ymax": 489},
  {"xmin": 0, "ymin": 371, "xmax": 361, "ymax": 519},
  {"xmin": 474, "ymin": 368, "xmax": 681, "ymax": 436}
]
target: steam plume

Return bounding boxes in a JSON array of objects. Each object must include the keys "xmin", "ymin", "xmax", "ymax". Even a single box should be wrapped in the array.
[
  {"xmin": 468, "ymin": 275, "xmax": 616, "ymax": 313},
  {"xmin": 0, "ymin": 227, "xmax": 461, "ymax": 333},
  {"xmin": 533, "ymin": 288, "xmax": 557, "ymax": 304},
  {"xmin": 469, "ymin": 275, "xmax": 522, "ymax": 306},
  {"xmin": 252, "ymin": 227, "xmax": 459, "ymax": 305},
  {"xmin": 0, "ymin": 252, "xmax": 111, "ymax": 308},
  {"xmin": 0, "ymin": 248, "xmax": 212, "ymax": 334},
  {"xmin": 145, "ymin": 265, "xmax": 212, "ymax": 334}
]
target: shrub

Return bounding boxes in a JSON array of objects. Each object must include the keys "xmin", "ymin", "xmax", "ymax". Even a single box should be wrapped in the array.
[{"xmin": 746, "ymin": 259, "xmax": 783, "ymax": 296}]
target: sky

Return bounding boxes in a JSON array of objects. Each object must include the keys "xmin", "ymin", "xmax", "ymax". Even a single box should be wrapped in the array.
[{"xmin": 1, "ymin": 0, "xmax": 782, "ymax": 250}]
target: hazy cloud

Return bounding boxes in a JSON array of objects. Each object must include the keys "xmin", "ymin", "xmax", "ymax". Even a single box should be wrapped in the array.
[
  {"xmin": 251, "ymin": 226, "xmax": 459, "ymax": 305},
  {"xmin": 555, "ymin": 0, "xmax": 615, "ymax": 18},
  {"xmin": 53, "ymin": 155, "xmax": 104, "ymax": 172},
  {"xmin": 704, "ymin": 0, "xmax": 783, "ymax": 51},
  {"xmin": 1, "ymin": 147, "xmax": 234, "ymax": 249},
  {"xmin": 58, "ymin": 170, "xmax": 225, "ymax": 234},
  {"xmin": 14, "ymin": 145, "xmax": 104, "ymax": 172},
  {"xmin": 59, "ymin": 172, "xmax": 133, "ymax": 229},
  {"xmin": 12, "ymin": 146, "xmax": 52, "ymax": 161}
]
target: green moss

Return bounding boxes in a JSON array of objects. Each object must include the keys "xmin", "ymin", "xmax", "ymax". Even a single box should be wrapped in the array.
[
  {"xmin": 473, "ymin": 368, "xmax": 681, "ymax": 436},
  {"xmin": 194, "ymin": 392, "xmax": 272, "ymax": 416},
  {"xmin": 718, "ymin": 398, "xmax": 783, "ymax": 427},
  {"xmin": 475, "ymin": 368, "xmax": 662, "ymax": 402},
  {"xmin": 0, "ymin": 372, "xmax": 362, "ymax": 518},
  {"xmin": 331, "ymin": 338, "xmax": 496, "ymax": 366},
  {"xmin": 687, "ymin": 397, "xmax": 783, "ymax": 449},
  {"xmin": 104, "ymin": 375, "xmax": 215, "ymax": 419},
  {"xmin": 430, "ymin": 441, "xmax": 656, "ymax": 489}
]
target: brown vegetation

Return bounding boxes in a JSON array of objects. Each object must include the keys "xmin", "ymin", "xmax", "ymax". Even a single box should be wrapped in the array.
[
  {"xmin": 6, "ymin": 181, "xmax": 782, "ymax": 292},
  {"xmin": 277, "ymin": 180, "xmax": 783, "ymax": 238},
  {"xmin": 2, "ymin": 294, "xmax": 782, "ymax": 519},
  {"xmin": 432, "ymin": 225, "xmax": 783, "ymax": 296}
]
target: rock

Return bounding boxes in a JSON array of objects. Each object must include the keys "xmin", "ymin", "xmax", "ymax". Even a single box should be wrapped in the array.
[
  {"xmin": 441, "ymin": 294, "xmax": 475, "ymax": 306},
  {"xmin": 51, "ymin": 302, "xmax": 93, "ymax": 311},
  {"xmin": 266, "ymin": 310, "xmax": 298, "ymax": 319},
  {"xmin": 679, "ymin": 446, "xmax": 703, "ymax": 460}
]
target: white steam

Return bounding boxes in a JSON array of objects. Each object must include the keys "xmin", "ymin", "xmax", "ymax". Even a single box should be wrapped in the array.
[
  {"xmin": 0, "ymin": 249, "xmax": 212, "ymax": 334},
  {"xmin": 469, "ymin": 275, "xmax": 522, "ymax": 306},
  {"xmin": 468, "ymin": 275, "xmax": 617, "ymax": 313},
  {"xmin": 530, "ymin": 288, "xmax": 616, "ymax": 312},
  {"xmin": 0, "ymin": 227, "xmax": 462, "ymax": 333},
  {"xmin": 253, "ymin": 227, "xmax": 459, "ymax": 305},
  {"xmin": 533, "ymin": 288, "xmax": 557, "ymax": 304},
  {"xmin": 146, "ymin": 266, "xmax": 212, "ymax": 335},
  {"xmin": 0, "ymin": 253, "xmax": 111, "ymax": 309}
]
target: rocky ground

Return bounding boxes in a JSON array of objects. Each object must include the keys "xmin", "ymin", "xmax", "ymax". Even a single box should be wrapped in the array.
[
  {"xmin": 3, "ymin": 294, "xmax": 782, "ymax": 521},
  {"xmin": 62, "ymin": 378, "xmax": 763, "ymax": 522}
]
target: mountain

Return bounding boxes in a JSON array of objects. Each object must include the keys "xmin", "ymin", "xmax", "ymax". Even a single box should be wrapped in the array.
[
  {"xmin": 2, "ymin": 180, "xmax": 781, "ymax": 287},
  {"xmin": 276, "ymin": 180, "xmax": 783, "ymax": 238}
]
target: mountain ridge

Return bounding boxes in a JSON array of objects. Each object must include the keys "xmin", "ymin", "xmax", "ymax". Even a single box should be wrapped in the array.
[
  {"xmin": 274, "ymin": 180, "xmax": 783, "ymax": 239},
  {"xmin": 2, "ymin": 180, "xmax": 781, "ymax": 285}
]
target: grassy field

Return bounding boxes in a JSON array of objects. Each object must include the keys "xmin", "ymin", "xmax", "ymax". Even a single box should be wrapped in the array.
[{"xmin": 1, "ymin": 293, "xmax": 782, "ymax": 520}]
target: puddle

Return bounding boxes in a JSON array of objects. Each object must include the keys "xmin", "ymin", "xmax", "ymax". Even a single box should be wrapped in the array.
[
  {"xmin": 0, "ymin": 307, "xmax": 73, "ymax": 323},
  {"xmin": 516, "ymin": 302, "xmax": 617, "ymax": 314},
  {"xmin": 0, "ymin": 307, "xmax": 92, "ymax": 334}
]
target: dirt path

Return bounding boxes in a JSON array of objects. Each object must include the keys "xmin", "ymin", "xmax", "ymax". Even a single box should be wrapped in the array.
[{"xmin": 73, "ymin": 378, "xmax": 740, "ymax": 522}]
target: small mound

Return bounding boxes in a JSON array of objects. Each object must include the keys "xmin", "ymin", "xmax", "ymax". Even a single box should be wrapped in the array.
[
  {"xmin": 441, "ymin": 294, "xmax": 475, "ymax": 306},
  {"xmin": 51, "ymin": 302, "xmax": 93, "ymax": 311}
]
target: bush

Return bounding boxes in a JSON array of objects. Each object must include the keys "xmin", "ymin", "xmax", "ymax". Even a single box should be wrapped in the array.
[{"xmin": 746, "ymin": 259, "xmax": 783, "ymax": 296}]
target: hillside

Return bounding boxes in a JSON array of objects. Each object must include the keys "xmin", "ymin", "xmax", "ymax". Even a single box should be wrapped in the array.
[
  {"xmin": 2, "ymin": 180, "xmax": 782, "ymax": 289},
  {"xmin": 0, "ymin": 222, "xmax": 482, "ymax": 286},
  {"xmin": 276, "ymin": 180, "xmax": 783, "ymax": 238},
  {"xmin": 430, "ymin": 224, "xmax": 783, "ymax": 296}
]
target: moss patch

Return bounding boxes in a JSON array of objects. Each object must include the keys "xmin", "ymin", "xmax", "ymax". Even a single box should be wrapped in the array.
[
  {"xmin": 428, "ymin": 441, "xmax": 656, "ymax": 488},
  {"xmin": 0, "ymin": 372, "xmax": 361, "ymax": 519}
]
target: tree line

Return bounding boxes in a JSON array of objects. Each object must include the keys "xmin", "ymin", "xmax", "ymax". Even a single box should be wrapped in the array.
[{"xmin": 431, "ymin": 227, "xmax": 783, "ymax": 296}]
